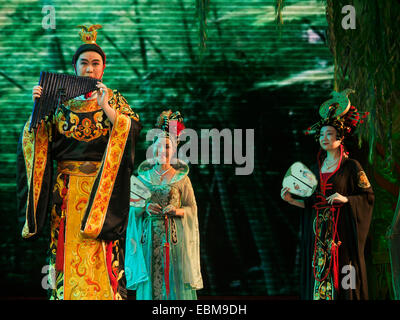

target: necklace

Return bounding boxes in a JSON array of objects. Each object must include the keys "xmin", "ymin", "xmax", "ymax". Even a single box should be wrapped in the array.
[
  {"xmin": 154, "ymin": 166, "xmax": 172, "ymax": 176},
  {"xmin": 324, "ymin": 158, "xmax": 339, "ymax": 170}
]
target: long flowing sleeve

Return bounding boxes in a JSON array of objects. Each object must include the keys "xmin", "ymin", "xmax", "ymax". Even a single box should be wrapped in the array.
[
  {"xmin": 346, "ymin": 159, "xmax": 374, "ymax": 247},
  {"xmin": 125, "ymin": 205, "xmax": 148, "ymax": 290},
  {"xmin": 180, "ymin": 176, "xmax": 203, "ymax": 290},
  {"xmin": 17, "ymin": 119, "xmax": 53, "ymax": 239},
  {"xmin": 80, "ymin": 91, "xmax": 142, "ymax": 240}
]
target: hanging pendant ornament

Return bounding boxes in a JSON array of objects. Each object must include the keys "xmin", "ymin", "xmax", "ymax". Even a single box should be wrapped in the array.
[{"xmin": 84, "ymin": 91, "xmax": 93, "ymax": 99}]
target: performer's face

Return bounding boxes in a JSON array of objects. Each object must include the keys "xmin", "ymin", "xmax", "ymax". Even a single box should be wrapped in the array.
[
  {"xmin": 76, "ymin": 51, "xmax": 104, "ymax": 79},
  {"xmin": 319, "ymin": 126, "xmax": 342, "ymax": 151},
  {"xmin": 154, "ymin": 137, "xmax": 176, "ymax": 164}
]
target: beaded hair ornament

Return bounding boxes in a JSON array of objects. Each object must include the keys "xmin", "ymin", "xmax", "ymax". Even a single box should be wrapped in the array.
[
  {"xmin": 155, "ymin": 110, "xmax": 186, "ymax": 144},
  {"xmin": 305, "ymin": 89, "xmax": 370, "ymax": 142}
]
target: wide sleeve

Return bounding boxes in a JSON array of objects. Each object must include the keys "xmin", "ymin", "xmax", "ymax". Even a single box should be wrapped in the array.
[
  {"xmin": 303, "ymin": 193, "xmax": 317, "ymax": 210},
  {"xmin": 125, "ymin": 205, "xmax": 148, "ymax": 290},
  {"xmin": 179, "ymin": 176, "xmax": 203, "ymax": 290},
  {"xmin": 17, "ymin": 118, "xmax": 53, "ymax": 239},
  {"xmin": 80, "ymin": 91, "xmax": 142, "ymax": 240},
  {"xmin": 346, "ymin": 160, "xmax": 375, "ymax": 246},
  {"xmin": 111, "ymin": 90, "xmax": 141, "ymax": 167}
]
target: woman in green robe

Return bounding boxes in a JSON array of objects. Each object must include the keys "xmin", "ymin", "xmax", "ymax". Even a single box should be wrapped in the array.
[{"xmin": 125, "ymin": 110, "xmax": 203, "ymax": 300}]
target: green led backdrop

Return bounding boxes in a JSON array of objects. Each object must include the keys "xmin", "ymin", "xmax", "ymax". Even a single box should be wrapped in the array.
[{"xmin": 0, "ymin": 0, "xmax": 398, "ymax": 299}]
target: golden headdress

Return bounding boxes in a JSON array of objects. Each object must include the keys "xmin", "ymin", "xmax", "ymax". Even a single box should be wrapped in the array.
[
  {"xmin": 72, "ymin": 24, "xmax": 106, "ymax": 66},
  {"xmin": 77, "ymin": 24, "xmax": 102, "ymax": 44}
]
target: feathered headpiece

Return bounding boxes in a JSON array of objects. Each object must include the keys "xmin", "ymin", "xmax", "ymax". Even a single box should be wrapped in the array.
[
  {"xmin": 305, "ymin": 89, "xmax": 369, "ymax": 141},
  {"xmin": 155, "ymin": 110, "xmax": 186, "ymax": 143}
]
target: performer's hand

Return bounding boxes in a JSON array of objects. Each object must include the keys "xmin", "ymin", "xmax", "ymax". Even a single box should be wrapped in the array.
[
  {"xmin": 163, "ymin": 204, "xmax": 176, "ymax": 215},
  {"xmin": 146, "ymin": 203, "xmax": 162, "ymax": 215},
  {"xmin": 326, "ymin": 192, "xmax": 348, "ymax": 205},
  {"xmin": 96, "ymin": 81, "xmax": 116, "ymax": 124},
  {"xmin": 32, "ymin": 85, "xmax": 42, "ymax": 101},
  {"xmin": 96, "ymin": 82, "xmax": 109, "ymax": 108},
  {"xmin": 281, "ymin": 187, "xmax": 305, "ymax": 208},
  {"xmin": 163, "ymin": 205, "xmax": 184, "ymax": 216},
  {"xmin": 281, "ymin": 187, "xmax": 294, "ymax": 203}
]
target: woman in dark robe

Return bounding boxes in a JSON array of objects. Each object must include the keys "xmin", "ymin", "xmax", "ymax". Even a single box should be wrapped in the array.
[
  {"xmin": 16, "ymin": 25, "xmax": 141, "ymax": 300},
  {"xmin": 281, "ymin": 93, "xmax": 374, "ymax": 300}
]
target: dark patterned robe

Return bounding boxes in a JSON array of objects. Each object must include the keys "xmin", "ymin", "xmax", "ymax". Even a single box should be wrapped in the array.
[
  {"xmin": 16, "ymin": 89, "xmax": 141, "ymax": 299},
  {"xmin": 300, "ymin": 155, "xmax": 374, "ymax": 300}
]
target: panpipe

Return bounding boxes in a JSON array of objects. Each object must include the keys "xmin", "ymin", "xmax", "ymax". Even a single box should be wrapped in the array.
[{"xmin": 29, "ymin": 71, "xmax": 101, "ymax": 131}]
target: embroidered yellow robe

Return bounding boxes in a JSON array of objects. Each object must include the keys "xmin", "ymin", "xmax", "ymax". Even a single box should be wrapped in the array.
[{"xmin": 17, "ymin": 89, "xmax": 141, "ymax": 300}]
